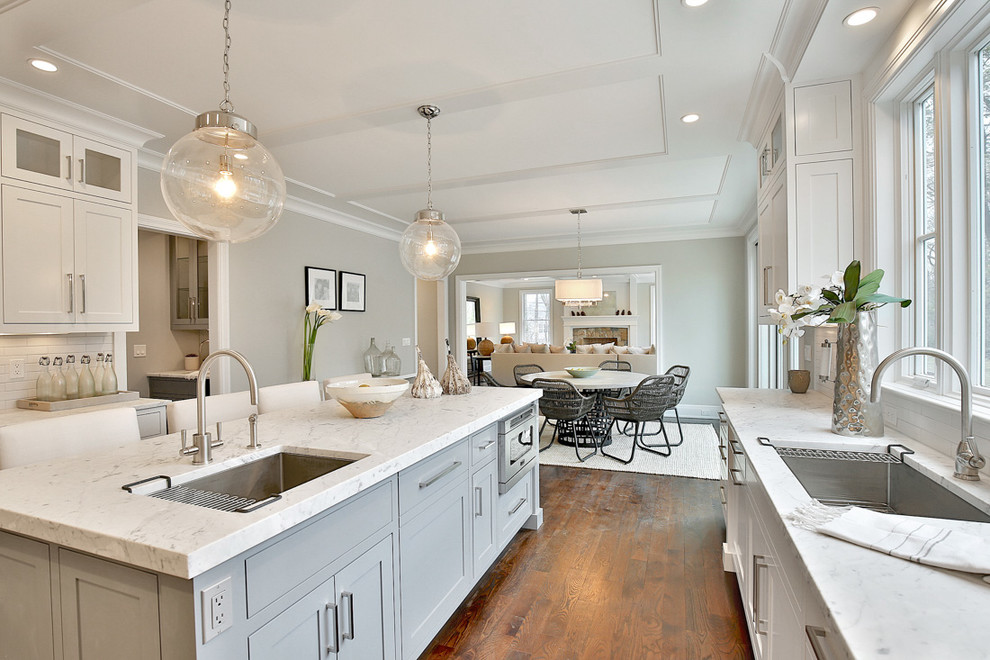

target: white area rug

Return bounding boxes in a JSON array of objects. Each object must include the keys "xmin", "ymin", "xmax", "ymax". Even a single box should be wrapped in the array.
[{"xmin": 537, "ymin": 421, "xmax": 722, "ymax": 480}]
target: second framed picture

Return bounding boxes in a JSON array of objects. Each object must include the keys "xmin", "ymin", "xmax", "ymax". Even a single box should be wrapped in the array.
[
  {"xmin": 339, "ymin": 271, "xmax": 366, "ymax": 312},
  {"xmin": 305, "ymin": 266, "xmax": 336, "ymax": 310}
]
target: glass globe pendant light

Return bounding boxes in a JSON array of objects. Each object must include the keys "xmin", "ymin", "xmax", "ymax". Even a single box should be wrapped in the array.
[
  {"xmin": 161, "ymin": 0, "xmax": 286, "ymax": 243},
  {"xmin": 399, "ymin": 105, "xmax": 462, "ymax": 280}
]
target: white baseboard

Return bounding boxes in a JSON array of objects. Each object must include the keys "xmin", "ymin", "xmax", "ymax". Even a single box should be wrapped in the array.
[{"xmin": 667, "ymin": 404, "xmax": 720, "ymax": 421}]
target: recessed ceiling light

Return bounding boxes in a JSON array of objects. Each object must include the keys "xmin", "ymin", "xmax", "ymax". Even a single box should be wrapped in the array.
[
  {"xmin": 28, "ymin": 58, "xmax": 57, "ymax": 73},
  {"xmin": 844, "ymin": 7, "xmax": 879, "ymax": 26},
  {"xmin": 681, "ymin": 0, "xmax": 709, "ymax": 6},
  {"xmin": 681, "ymin": 113, "xmax": 701, "ymax": 124}
]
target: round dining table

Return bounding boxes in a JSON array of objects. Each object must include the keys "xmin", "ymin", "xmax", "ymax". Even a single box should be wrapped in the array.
[{"xmin": 520, "ymin": 370, "xmax": 653, "ymax": 446}]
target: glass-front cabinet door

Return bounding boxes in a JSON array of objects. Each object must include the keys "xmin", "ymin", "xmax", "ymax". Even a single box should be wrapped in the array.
[
  {"xmin": 1, "ymin": 114, "xmax": 131, "ymax": 203},
  {"xmin": 170, "ymin": 236, "xmax": 208, "ymax": 330}
]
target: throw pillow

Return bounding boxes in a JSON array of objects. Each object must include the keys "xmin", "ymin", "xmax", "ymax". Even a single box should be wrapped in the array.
[
  {"xmin": 610, "ymin": 345, "xmax": 630, "ymax": 354},
  {"xmin": 528, "ymin": 343, "xmax": 550, "ymax": 354},
  {"xmin": 591, "ymin": 343, "xmax": 614, "ymax": 354},
  {"xmin": 513, "ymin": 344, "xmax": 531, "ymax": 353},
  {"xmin": 549, "ymin": 345, "xmax": 567, "ymax": 354},
  {"xmin": 575, "ymin": 345, "xmax": 593, "ymax": 354},
  {"xmin": 493, "ymin": 343, "xmax": 514, "ymax": 354},
  {"xmin": 627, "ymin": 346, "xmax": 646, "ymax": 355}
]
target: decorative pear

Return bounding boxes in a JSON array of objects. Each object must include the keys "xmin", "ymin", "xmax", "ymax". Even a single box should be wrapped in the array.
[
  {"xmin": 440, "ymin": 339, "xmax": 471, "ymax": 395},
  {"xmin": 411, "ymin": 346, "xmax": 443, "ymax": 399}
]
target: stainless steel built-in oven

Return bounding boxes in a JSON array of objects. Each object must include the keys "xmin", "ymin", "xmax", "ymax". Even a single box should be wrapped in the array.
[{"xmin": 498, "ymin": 403, "xmax": 539, "ymax": 493}]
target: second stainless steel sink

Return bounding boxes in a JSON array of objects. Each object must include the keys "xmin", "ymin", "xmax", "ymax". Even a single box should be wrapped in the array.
[{"xmin": 777, "ymin": 446, "xmax": 990, "ymax": 523}]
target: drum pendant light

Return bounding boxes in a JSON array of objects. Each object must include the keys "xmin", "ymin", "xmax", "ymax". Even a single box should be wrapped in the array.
[
  {"xmin": 161, "ymin": 0, "xmax": 286, "ymax": 243},
  {"xmin": 399, "ymin": 105, "xmax": 462, "ymax": 280},
  {"xmin": 555, "ymin": 209, "xmax": 603, "ymax": 306}
]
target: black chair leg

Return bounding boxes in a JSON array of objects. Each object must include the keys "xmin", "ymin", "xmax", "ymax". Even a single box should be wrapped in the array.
[
  {"xmin": 538, "ymin": 418, "xmax": 557, "ymax": 452},
  {"xmin": 638, "ymin": 420, "xmax": 672, "ymax": 457},
  {"xmin": 601, "ymin": 420, "xmax": 637, "ymax": 464},
  {"xmin": 573, "ymin": 427, "xmax": 598, "ymax": 462},
  {"xmin": 666, "ymin": 407, "xmax": 685, "ymax": 446}
]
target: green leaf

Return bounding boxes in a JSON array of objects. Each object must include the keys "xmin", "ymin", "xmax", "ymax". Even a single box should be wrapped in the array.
[
  {"xmin": 843, "ymin": 261, "xmax": 861, "ymax": 301},
  {"xmin": 828, "ymin": 300, "xmax": 857, "ymax": 324},
  {"xmin": 821, "ymin": 289, "xmax": 841, "ymax": 303},
  {"xmin": 792, "ymin": 304, "xmax": 831, "ymax": 320},
  {"xmin": 858, "ymin": 293, "xmax": 912, "ymax": 308},
  {"xmin": 859, "ymin": 268, "xmax": 884, "ymax": 288},
  {"xmin": 853, "ymin": 279, "xmax": 881, "ymax": 301}
]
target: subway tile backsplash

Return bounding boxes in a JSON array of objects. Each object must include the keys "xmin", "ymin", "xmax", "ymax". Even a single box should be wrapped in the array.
[{"xmin": 0, "ymin": 333, "xmax": 114, "ymax": 410}]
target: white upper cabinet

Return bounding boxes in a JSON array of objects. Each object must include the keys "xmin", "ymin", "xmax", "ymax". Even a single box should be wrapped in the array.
[
  {"xmin": 1, "ymin": 114, "xmax": 132, "ymax": 204},
  {"xmin": 793, "ymin": 81, "xmax": 853, "ymax": 156}
]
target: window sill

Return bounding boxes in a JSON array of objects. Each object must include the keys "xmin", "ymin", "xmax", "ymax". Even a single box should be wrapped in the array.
[{"xmin": 882, "ymin": 381, "xmax": 990, "ymax": 428}]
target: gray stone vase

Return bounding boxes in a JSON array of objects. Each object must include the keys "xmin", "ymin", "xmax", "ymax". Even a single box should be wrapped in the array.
[{"xmin": 831, "ymin": 310, "xmax": 884, "ymax": 437}]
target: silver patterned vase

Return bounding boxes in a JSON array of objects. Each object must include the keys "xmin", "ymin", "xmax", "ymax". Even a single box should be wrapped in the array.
[{"xmin": 832, "ymin": 310, "xmax": 884, "ymax": 437}]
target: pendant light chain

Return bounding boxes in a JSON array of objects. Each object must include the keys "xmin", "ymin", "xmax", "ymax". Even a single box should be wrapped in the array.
[
  {"xmin": 219, "ymin": 0, "xmax": 234, "ymax": 113},
  {"xmin": 426, "ymin": 114, "xmax": 433, "ymax": 211},
  {"xmin": 575, "ymin": 209, "xmax": 585, "ymax": 279}
]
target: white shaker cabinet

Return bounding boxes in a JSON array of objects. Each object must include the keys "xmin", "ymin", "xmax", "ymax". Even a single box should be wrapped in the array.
[
  {"xmin": 1, "ymin": 185, "xmax": 134, "ymax": 327},
  {"xmin": 1, "ymin": 114, "xmax": 131, "ymax": 204}
]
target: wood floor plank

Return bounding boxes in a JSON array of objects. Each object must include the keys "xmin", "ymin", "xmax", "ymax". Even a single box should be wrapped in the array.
[{"xmin": 421, "ymin": 465, "xmax": 753, "ymax": 659}]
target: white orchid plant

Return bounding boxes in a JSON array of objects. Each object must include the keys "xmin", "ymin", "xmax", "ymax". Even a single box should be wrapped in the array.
[
  {"xmin": 303, "ymin": 303, "xmax": 342, "ymax": 380},
  {"xmin": 769, "ymin": 260, "xmax": 911, "ymax": 341}
]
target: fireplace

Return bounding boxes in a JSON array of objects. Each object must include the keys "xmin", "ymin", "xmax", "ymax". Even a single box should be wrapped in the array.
[
  {"xmin": 564, "ymin": 315, "xmax": 640, "ymax": 346},
  {"xmin": 573, "ymin": 328, "xmax": 628, "ymax": 345}
]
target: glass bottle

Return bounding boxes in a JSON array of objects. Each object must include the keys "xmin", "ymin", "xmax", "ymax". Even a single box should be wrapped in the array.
[
  {"xmin": 93, "ymin": 353, "xmax": 105, "ymax": 396},
  {"xmin": 78, "ymin": 355, "xmax": 95, "ymax": 398},
  {"xmin": 381, "ymin": 343, "xmax": 401, "ymax": 377},
  {"xmin": 64, "ymin": 355, "xmax": 79, "ymax": 399},
  {"xmin": 51, "ymin": 357, "xmax": 66, "ymax": 401},
  {"xmin": 103, "ymin": 353, "xmax": 118, "ymax": 394},
  {"xmin": 363, "ymin": 338, "xmax": 382, "ymax": 377},
  {"xmin": 35, "ymin": 356, "xmax": 52, "ymax": 402}
]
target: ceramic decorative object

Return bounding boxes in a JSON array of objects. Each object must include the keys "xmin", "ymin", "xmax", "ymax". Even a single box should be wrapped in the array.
[
  {"xmin": 477, "ymin": 338, "xmax": 495, "ymax": 356},
  {"xmin": 325, "ymin": 377, "xmax": 408, "ymax": 418},
  {"xmin": 832, "ymin": 310, "xmax": 884, "ymax": 436},
  {"xmin": 440, "ymin": 349, "xmax": 471, "ymax": 396},
  {"xmin": 787, "ymin": 369, "xmax": 810, "ymax": 394},
  {"xmin": 467, "ymin": 337, "xmax": 477, "ymax": 351},
  {"xmin": 565, "ymin": 366, "xmax": 600, "ymax": 378},
  {"xmin": 411, "ymin": 347, "xmax": 443, "ymax": 399}
]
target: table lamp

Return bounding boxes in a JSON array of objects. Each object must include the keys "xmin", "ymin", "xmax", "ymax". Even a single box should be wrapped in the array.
[
  {"xmin": 474, "ymin": 322, "xmax": 499, "ymax": 356},
  {"xmin": 499, "ymin": 322, "xmax": 516, "ymax": 344}
]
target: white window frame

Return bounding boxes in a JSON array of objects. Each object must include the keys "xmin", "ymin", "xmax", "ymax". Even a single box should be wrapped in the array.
[
  {"xmin": 912, "ymin": 83, "xmax": 939, "ymax": 383},
  {"xmin": 518, "ymin": 288, "xmax": 552, "ymax": 345}
]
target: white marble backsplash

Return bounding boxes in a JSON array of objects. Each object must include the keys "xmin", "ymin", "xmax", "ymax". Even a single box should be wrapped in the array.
[{"xmin": 0, "ymin": 333, "xmax": 114, "ymax": 409}]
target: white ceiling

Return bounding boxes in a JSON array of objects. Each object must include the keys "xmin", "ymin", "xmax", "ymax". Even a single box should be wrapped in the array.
[{"xmin": 0, "ymin": 0, "xmax": 915, "ymax": 252}]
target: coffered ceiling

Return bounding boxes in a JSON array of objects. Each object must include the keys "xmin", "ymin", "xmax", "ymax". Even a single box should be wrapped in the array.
[{"xmin": 0, "ymin": 0, "xmax": 915, "ymax": 252}]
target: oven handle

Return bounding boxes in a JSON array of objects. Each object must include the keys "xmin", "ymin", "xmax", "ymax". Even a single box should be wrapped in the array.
[{"xmin": 517, "ymin": 424, "xmax": 534, "ymax": 447}]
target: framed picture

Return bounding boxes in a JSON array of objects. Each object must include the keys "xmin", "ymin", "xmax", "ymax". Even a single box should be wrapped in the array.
[
  {"xmin": 339, "ymin": 271, "xmax": 366, "ymax": 312},
  {"xmin": 305, "ymin": 267, "xmax": 337, "ymax": 310}
]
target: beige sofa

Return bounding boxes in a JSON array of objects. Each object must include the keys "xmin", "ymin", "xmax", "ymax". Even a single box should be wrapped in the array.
[{"xmin": 490, "ymin": 352, "xmax": 660, "ymax": 386}]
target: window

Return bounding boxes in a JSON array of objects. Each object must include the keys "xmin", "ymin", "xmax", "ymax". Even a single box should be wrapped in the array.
[
  {"xmin": 466, "ymin": 296, "xmax": 481, "ymax": 326},
  {"xmin": 915, "ymin": 87, "xmax": 938, "ymax": 378},
  {"xmin": 979, "ymin": 42, "xmax": 990, "ymax": 386},
  {"xmin": 519, "ymin": 289, "xmax": 551, "ymax": 344}
]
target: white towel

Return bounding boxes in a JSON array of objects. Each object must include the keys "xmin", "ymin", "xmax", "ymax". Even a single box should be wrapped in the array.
[{"xmin": 816, "ymin": 507, "xmax": 990, "ymax": 575}]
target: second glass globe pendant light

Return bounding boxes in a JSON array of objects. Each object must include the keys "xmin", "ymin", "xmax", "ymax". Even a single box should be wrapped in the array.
[
  {"xmin": 399, "ymin": 105, "xmax": 462, "ymax": 280},
  {"xmin": 160, "ymin": 0, "xmax": 286, "ymax": 243}
]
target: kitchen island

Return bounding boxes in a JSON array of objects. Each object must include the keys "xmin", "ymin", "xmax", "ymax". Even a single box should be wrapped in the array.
[
  {"xmin": 0, "ymin": 386, "xmax": 542, "ymax": 659},
  {"xmin": 719, "ymin": 388, "xmax": 990, "ymax": 660}
]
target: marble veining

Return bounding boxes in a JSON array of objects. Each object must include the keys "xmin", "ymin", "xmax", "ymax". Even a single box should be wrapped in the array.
[
  {"xmin": 0, "ymin": 388, "xmax": 539, "ymax": 579},
  {"xmin": 719, "ymin": 387, "xmax": 990, "ymax": 660}
]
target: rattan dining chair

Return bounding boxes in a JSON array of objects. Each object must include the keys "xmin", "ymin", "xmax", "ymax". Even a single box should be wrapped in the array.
[
  {"xmin": 598, "ymin": 359, "xmax": 632, "ymax": 371},
  {"xmin": 664, "ymin": 365, "xmax": 691, "ymax": 446},
  {"xmin": 532, "ymin": 378, "xmax": 601, "ymax": 462},
  {"xmin": 480, "ymin": 371, "xmax": 506, "ymax": 387},
  {"xmin": 600, "ymin": 375, "xmax": 678, "ymax": 464},
  {"xmin": 513, "ymin": 363, "xmax": 544, "ymax": 388}
]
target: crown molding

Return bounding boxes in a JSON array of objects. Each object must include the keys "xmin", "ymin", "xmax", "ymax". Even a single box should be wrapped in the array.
[{"xmin": 461, "ymin": 224, "xmax": 745, "ymax": 255}]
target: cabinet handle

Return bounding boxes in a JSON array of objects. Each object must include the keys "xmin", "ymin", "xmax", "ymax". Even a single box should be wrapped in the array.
[
  {"xmin": 419, "ymin": 461, "xmax": 461, "ymax": 489},
  {"xmin": 341, "ymin": 591, "xmax": 354, "ymax": 640},
  {"xmin": 729, "ymin": 438, "xmax": 743, "ymax": 456},
  {"xmin": 478, "ymin": 439, "xmax": 496, "ymax": 451},
  {"xmin": 325, "ymin": 602, "xmax": 338, "ymax": 653},
  {"xmin": 78, "ymin": 158, "xmax": 85, "ymax": 184},
  {"xmin": 806, "ymin": 625, "xmax": 831, "ymax": 660},
  {"xmin": 79, "ymin": 274, "xmax": 86, "ymax": 313},
  {"xmin": 753, "ymin": 555, "xmax": 770, "ymax": 636},
  {"xmin": 729, "ymin": 468, "xmax": 744, "ymax": 486},
  {"xmin": 718, "ymin": 411, "xmax": 727, "ymax": 423},
  {"xmin": 509, "ymin": 496, "xmax": 528, "ymax": 515},
  {"xmin": 65, "ymin": 155, "xmax": 72, "ymax": 181},
  {"xmin": 719, "ymin": 485, "xmax": 727, "ymax": 505},
  {"xmin": 475, "ymin": 486, "xmax": 483, "ymax": 517},
  {"xmin": 762, "ymin": 266, "xmax": 770, "ymax": 305},
  {"xmin": 66, "ymin": 274, "xmax": 74, "ymax": 313},
  {"xmin": 719, "ymin": 444, "xmax": 727, "ymax": 462}
]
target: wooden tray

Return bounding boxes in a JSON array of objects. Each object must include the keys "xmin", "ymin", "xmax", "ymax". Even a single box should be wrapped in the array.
[{"xmin": 16, "ymin": 391, "xmax": 140, "ymax": 411}]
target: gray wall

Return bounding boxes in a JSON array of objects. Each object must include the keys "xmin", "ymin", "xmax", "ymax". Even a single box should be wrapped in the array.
[
  {"xmin": 228, "ymin": 211, "xmax": 416, "ymax": 388},
  {"xmin": 452, "ymin": 237, "xmax": 748, "ymax": 407}
]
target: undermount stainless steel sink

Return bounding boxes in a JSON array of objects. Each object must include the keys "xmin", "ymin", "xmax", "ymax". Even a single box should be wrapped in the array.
[
  {"xmin": 124, "ymin": 450, "xmax": 367, "ymax": 513},
  {"xmin": 777, "ymin": 447, "xmax": 990, "ymax": 524}
]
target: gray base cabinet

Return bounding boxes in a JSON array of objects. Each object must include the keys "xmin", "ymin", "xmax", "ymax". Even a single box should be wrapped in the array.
[{"xmin": 0, "ymin": 406, "xmax": 543, "ymax": 660}]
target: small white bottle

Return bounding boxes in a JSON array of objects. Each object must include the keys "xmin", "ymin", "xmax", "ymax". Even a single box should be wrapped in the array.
[
  {"xmin": 78, "ymin": 355, "xmax": 95, "ymax": 398},
  {"xmin": 51, "ymin": 357, "xmax": 66, "ymax": 401},
  {"xmin": 103, "ymin": 353, "xmax": 118, "ymax": 395},
  {"xmin": 93, "ymin": 353, "xmax": 105, "ymax": 396},
  {"xmin": 35, "ymin": 356, "xmax": 52, "ymax": 402},
  {"xmin": 64, "ymin": 355, "xmax": 79, "ymax": 400}
]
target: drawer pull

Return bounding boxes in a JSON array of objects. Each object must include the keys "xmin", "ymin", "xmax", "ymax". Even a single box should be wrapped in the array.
[
  {"xmin": 419, "ymin": 461, "xmax": 462, "ymax": 489},
  {"xmin": 325, "ymin": 602, "xmax": 338, "ymax": 653},
  {"xmin": 806, "ymin": 625, "xmax": 831, "ymax": 659},
  {"xmin": 341, "ymin": 591, "xmax": 354, "ymax": 640},
  {"xmin": 719, "ymin": 444, "xmax": 727, "ymax": 461},
  {"xmin": 509, "ymin": 497, "xmax": 527, "ymax": 515},
  {"xmin": 478, "ymin": 439, "xmax": 496, "ymax": 451},
  {"xmin": 718, "ymin": 485, "xmax": 727, "ymax": 505},
  {"xmin": 718, "ymin": 411, "xmax": 727, "ymax": 422},
  {"xmin": 729, "ymin": 439, "xmax": 744, "ymax": 456},
  {"xmin": 729, "ymin": 468, "xmax": 744, "ymax": 486}
]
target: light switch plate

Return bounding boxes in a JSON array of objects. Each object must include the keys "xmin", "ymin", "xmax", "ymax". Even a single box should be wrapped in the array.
[
  {"xmin": 402, "ymin": 338, "xmax": 411, "ymax": 346},
  {"xmin": 133, "ymin": 344, "xmax": 147, "ymax": 358}
]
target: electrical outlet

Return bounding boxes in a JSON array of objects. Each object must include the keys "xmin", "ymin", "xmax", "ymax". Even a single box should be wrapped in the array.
[
  {"xmin": 201, "ymin": 577, "xmax": 232, "ymax": 642},
  {"xmin": 401, "ymin": 337, "xmax": 411, "ymax": 346},
  {"xmin": 9, "ymin": 358, "xmax": 23, "ymax": 379},
  {"xmin": 133, "ymin": 344, "xmax": 147, "ymax": 358}
]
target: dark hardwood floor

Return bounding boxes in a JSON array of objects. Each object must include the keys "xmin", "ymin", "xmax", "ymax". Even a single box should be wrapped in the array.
[{"xmin": 421, "ymin": 465, "xmax": 753, "ymax": 660}]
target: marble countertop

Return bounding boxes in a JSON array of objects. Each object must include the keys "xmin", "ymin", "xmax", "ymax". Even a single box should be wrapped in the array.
[
  {"xmin": 718, "ymin": 387, "xmax": 990, "ymax": 660},
  {"xmin": 0, "ymin": 388, "xmax": 539, "ymax": 580},
  {"xmin": 147, "ymin": 370, "xmax": 201, "ymax": 379},
  {"xmin": 0, "ymin": 398, "xmax": 168, "ymax": 427}
]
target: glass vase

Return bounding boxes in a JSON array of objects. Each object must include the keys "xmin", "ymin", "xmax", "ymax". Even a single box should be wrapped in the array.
[
  {"xmin": 302, "ymin": 341, "xmax": 316, "ymax": 381},
  {"xmin": 832, "ymin": 310, "xmax": 884, "ymax": 437},
  {"xmin": 364, "ymin": 338, "xmax": 382, "ymax": 377}
]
